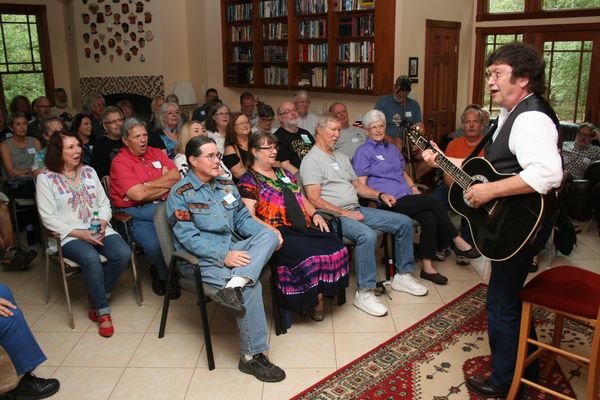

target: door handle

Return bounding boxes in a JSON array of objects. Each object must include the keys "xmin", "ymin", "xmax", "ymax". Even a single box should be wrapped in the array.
[{"xmin": 427, "ymin": 118, "xmax": 436, "ymax": 125}]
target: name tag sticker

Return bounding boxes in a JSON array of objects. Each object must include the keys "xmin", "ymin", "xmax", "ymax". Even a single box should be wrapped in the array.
[
  {"xmin": 152, "ymin": 161, "xmax": 162, "ymax": 169},
  {"xmin": 331, "ymin": 162, "xmax": 340, "ymax": 171},
  {"xmin": 583, "ymin": 157, "xmax": 592, "ymax": 165},
  {"xmin": 27, "ymin": 148, "xmax": 36, "ymax": 154},
  {"xmin": 376, "ymin": 155, "xmax": 385, "ymax": 161},
  {"xmin": 351, "ymin": 137, "xmax": 360, "ymax": 143},
  {"xmin": 280, "ymin": 176, "xmax": 291, "ymax": 184},
  {"xmin": 301, "ymin": 134, "xmax": 312, "ymax": 144},
  {"xmin": 84, "ymin": 178, "xmax": 95, "ymax": 187},
  {"xmin": 223, "ymin": 192, "xmax": 236, "ymax": 204},
  {"xmin": 405, "ymin": 111, "xmax": 413, "ymax": 118}
]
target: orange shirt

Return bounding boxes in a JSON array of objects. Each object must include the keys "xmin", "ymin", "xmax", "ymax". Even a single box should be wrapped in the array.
[{"xmin": 445, "ymin": 135, "xmax": 484, "ymax": 159}]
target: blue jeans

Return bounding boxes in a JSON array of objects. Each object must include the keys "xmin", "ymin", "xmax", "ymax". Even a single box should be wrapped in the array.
[
  {"xmin": 121, "ymin": 202, "xmax": 169, "ymax": 280},
  {"xmin": 340, "ymin": 206, "xmax": 416, "ymax": 289},
  {"xmin": 62, "ymin": 233, "xmax": 131, "ymax": 316},
  {"xmin": 179, "ymin": 228, "xmax": 278, "ymax": 356},
  {"xmin": 0, "ymin": 284, "xmax": 46, "ymax": 375}
]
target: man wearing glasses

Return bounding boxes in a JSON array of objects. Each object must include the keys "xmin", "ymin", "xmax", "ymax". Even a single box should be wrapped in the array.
[
  {"xmin": 167, "ymin": 136, "xmax": 285, "ymax": 382},
  {"xmin": 293, "ymin": 90, "xmax": 318, "ymax": 136},
  {"xmin": 110, "ymin": 117, "xmax": 180, "ymax": 297},
  {"xmin": 562, "ymin": 122, "xmax": 600, "ymax": 180},
  {"xmin": 91, "ymin": 106, "xmax": 126, "ymax": 179},
  {"xmin": 274, "ymin": 101, "xmax": 315, "ymax": 176}
]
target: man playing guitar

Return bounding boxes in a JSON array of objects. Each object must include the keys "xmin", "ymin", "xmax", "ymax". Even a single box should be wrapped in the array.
[{"xmin": 422, "ymin": 42, "xmax": 563, "ymax": 398}]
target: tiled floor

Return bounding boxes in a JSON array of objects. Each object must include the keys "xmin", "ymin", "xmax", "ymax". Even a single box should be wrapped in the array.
[{"xmin": 4, "ymin": 223, "xmax": 599, "ymax": 400}]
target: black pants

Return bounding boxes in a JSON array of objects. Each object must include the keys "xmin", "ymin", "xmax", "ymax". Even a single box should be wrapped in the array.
[{"xmin": 385, "ymin": 194, "xmax": 459, "ymax": 259}]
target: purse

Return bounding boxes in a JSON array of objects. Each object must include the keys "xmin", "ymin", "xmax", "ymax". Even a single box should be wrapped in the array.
[{"xmin": 0, "ymin": 346, "xmax": 18, "ymax": 394}]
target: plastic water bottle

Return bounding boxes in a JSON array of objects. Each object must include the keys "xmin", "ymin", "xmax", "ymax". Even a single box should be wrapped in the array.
[
  {"xmin": 25, "ymin": 224, "xmax": 35, "ymax": 246},
  {"xmin": 89, "ymin": 211, "xmax": 101, "ymax": 233}
]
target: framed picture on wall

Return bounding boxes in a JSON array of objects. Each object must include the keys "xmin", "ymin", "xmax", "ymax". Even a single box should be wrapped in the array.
[{"xmin": 408, "ymin": 57, "xmax": 418, "ymax": 78}]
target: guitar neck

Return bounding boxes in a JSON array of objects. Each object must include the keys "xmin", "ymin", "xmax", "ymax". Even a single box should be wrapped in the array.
[{"xmin": 409, "ymin": 131, "xmax": 473, "ymax": 190}]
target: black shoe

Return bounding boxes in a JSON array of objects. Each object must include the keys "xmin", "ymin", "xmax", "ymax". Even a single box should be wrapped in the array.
[
  {"xmin": 465, "ymin": 377, "xmax": 508, "ymax": 398},
  {"xmin": 238, "ymin": 353, "xmax": 286, "ymax": 382},
  {"xmin": 211, "ymin": 287, "xmax": 246, "ymax": 318},
  {"xmin": 420, "ymin": 270, "xmax": 448, "ymax": 285},
  {"xmin": 167, "ymin": 281, "xmax": 181, "ymax": 300},
  {"xmin": 451, "ymin": 242, "xmax": 481, "ymax": 259},
  {"xmin": 8, "ymin": 372, "xmax": 60, "ymax": 400},
  {"xmin": 149, "ymin": 265, "xmax": 166, "ymax": 296}
]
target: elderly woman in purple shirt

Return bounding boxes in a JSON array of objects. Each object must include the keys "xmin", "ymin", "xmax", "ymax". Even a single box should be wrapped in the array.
[{"xmin": 352, "ymin": 109, "xmax": 480, "ymax": 285}]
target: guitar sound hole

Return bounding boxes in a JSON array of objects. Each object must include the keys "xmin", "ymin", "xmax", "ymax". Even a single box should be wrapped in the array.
[{"xmin": 463, "ymin": 174, "xmax": 489, "ymax": 208}]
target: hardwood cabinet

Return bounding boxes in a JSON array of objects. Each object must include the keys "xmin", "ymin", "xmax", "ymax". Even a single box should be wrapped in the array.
[{"xmin": 221, "ymin": 0, "xmax": 395, "ymax": 95}]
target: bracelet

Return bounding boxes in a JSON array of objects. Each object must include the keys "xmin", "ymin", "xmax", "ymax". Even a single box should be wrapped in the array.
[
  {"xmin": 311, "ymin": 211, "xmax": 318, "ymax": 219},
  {"xmin": 378, "ymin": 192, "xmax": 385, "ymax": 201}
]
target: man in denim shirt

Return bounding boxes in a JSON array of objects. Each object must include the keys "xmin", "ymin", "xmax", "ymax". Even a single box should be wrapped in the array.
[{"xmin": 167, "ymin": 136, "xmax": 285, "ymax": 383}]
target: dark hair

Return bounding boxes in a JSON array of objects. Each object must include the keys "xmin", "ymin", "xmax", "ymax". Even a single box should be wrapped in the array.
[
  {"xmin": 9, "ymin": 95, "xmax": 31, "ymax": 115},
  {"xmin": 240, "ymin": 92, "xmax": 254, "ymax": 104},
  {"xmin": 485, "ymin": 42, "xmax": 546, "ymax": 95},
  {"xmin": 45, "ymin": 130, "xmax": 83, "ymax": 173},
  {"xmin": 257, "ymin": 102, "xmax": 275, "ymax": 119},
  {"xmin": 206, "ymin": 88, "xmax": 218, "ymax": 96},
  {"xmin": 247, "ymin": 131, "xmax": 278, "ymax": 166},
  {"xmin": 70, "ymin": 113, "xmax": 93, "ymax": 135},
  {"xmin": 205, "ymin": 103, "xmax": 230, "ymax": 132},
  {"xmin": 185, "ymin": 135, "xmax": 216, "ymax": 163},
  {"xmin": 225, "ymin": 112, "xmax": 247, "ymax": 148}
]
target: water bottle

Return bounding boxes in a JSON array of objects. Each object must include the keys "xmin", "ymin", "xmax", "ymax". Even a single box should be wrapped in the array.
[
  {"xmin": 89, "ymin": 211, "xmax": 101, "ymax": 234},
  {"xmin": 25, "ymin": 224, "xmax": 35, "ymax": 246}
]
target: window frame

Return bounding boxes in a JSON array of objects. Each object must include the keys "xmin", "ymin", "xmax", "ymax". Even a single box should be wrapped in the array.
[
  {"xmin": 0, "ymin": 3, "xmax": 54, "ymax": 108},
  {"xmin": 477, "ymin": 0, "xmax": 600, "ymax": 22}
]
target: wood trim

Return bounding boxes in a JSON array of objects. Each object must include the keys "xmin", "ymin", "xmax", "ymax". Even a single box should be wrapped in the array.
[{"xmin": 476, "ymin": 0, "xmax": 600, "ymax": 22}]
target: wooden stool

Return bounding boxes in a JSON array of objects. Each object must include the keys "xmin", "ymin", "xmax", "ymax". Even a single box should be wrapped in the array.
[{"xmin": 507, "ymin": 266, "xmax": 600, "ymax": 400}]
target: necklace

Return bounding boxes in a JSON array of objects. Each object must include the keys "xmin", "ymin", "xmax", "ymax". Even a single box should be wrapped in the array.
[{"xmin": 63, "ymin": 169, "xmax": 78, "ymax": 182}]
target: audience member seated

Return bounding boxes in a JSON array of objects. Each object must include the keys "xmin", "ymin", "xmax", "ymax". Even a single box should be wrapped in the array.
[
  {"xmin": 50, "ymin": 88, "xmax": 78, "ymax": 128},
  {"xmin": 167, "ymin": 135, "xmax": 285, "ymax": 382},
  {"xmin": 222, "ymin": 112, "xmax": 252, "ymax": 180},
  {"xmin": 0, "ymin": 107, "xmax": 11, "ymax": 141},
  {"xmin": 27, "ymin": 96, "xmax": 53, "ymax": 141},
  {"xmin": 36, "ymin": 131, "xmax": 131, "ymax": 337},
  {"xmin": 240, "ymin": 92, "xmax": 258, "ymax": 127},
  {"xmin": 9, "ymin": 95, "xmax": 32, "ymax": 120},
  {"xmin": 109, "ymin": 117, "xmax": 180, "ymax": 297},
  {"xmin": 90, "ymin": 106, "xmax": 126, "ymax": 179},
  {"xmin": 191, "ymin": 88, "xmax": 220, "ymax": 122},
  {"xmin": 252, "ymin": 103, "xmax": 276, "ymax": 134},
  {"xmin": 275, "ymin": 101, "xmax": 314, "ymax": 176},
  {"xmin": 116, "ymin": 99, "xmax": 135, "ymax": 119},
  {"xmin": 0, "ymin": 283, "xmax": 60, "ymax": 399},
  {"xmin": 70, "ymin": 113, "xmax": 94, "ymax": 165},
  {"xmin": 353, "ymin": 110, "xmax": 480, "ymax": 285},
  {"xmin": 150, "ymin": 102, "xmax": 181, "ymax": 158},
  {"xmin": 0, "ymin": 113, "xmax": 41, "ymax": 198},
  {"xmin": 205, "ymin": 103, "xmax": 231, "ymax": 153},
  {"xmin": 165, "ymin": 94, "xmax": 188, "ymax": 125},
  {"xmin": 329, "ymin": 102, "xmax": 367, "ymax": 160},
  {"xmin": 238, "ymin": 131, "xmax": 349, "ymax": 322},
  {"xmin": 562, "ymin": 122, "xmax": 600, "ymax": 180},
  {"xmin": 147, "ymin": 94, "xmax": 165, "ymax": 134},
  {"xmin": 300, "ymin": 113, "xmax": 428, "ymax": 317},
  {"xmin": 82, "ymin": 95, "xmax": 107, "ymax": 140},
  {"xmin": 447, "ymin": 104, "xmax": 491, "ymax": 141},
  {"xmin": 0, "ymin": 193, "xmax": 36, "ymax": 269},
  {"xmin": 173, "ymin": 121, "xmax": 232, "ymax": 180},
  {"xmin": 293, "ymin": 90, "xmax": 318, "ymax": 136},
  {"xmin": 32, "ymin": 117, "xmax": 65, "ymax": 177}
]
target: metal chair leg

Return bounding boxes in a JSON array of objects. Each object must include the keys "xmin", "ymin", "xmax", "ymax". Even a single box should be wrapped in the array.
[
  {"xmin": 44, "ymin": 251, "xmax": 50, "ymax": 304},
  {"xmin": 59, "ymin": 260, "xmax": 75, "ymax": 329},
  {"xmin": 130, "ymin": 247, "xmax": 143, "ymax": 306}
]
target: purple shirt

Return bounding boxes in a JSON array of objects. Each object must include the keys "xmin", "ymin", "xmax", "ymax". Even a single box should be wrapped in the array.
[{"xmin": 352, "ymin": 138, "xmax": 411, "ymax": 199}]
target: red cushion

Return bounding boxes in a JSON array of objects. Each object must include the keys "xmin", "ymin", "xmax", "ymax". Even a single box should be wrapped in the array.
[{"xmin": 520, "ymin": 266, "xmax": 600, "ymax": 319}]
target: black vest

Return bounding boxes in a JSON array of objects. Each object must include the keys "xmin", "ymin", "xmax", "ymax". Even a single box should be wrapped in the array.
[{"xmin": 484, "ymin": 94, "xmax": 559, "ymax": 174}]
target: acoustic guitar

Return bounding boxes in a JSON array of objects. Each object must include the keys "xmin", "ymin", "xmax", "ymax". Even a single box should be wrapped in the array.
[{"xmin": 405, "ymin": 125, "xmax": 544, "ymax": 261}]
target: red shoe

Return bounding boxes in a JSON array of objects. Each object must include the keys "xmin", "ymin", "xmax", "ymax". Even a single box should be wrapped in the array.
[
  {"xmin": 88, "ymin": 307, "xmax": 98, "ymax": 322},
  {"xmin": 97, "ymin": 314, "xmax": 114, "ymax": 338}
]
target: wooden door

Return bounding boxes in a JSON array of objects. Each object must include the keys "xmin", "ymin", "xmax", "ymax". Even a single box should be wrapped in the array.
[{"xmin": 423, "ymin": 20, "xmax": 461, "ymax": 143}]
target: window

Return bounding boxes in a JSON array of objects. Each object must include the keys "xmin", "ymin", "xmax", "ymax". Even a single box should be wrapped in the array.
[
  {"xmin": 0, "ymin": 5, "xmax": 53, "ymax": 108},
  {"xmin": 543, "ymin": 0, "xmax": 600, "ymax": 10},
  {"xmin": 488, "ymin": 0, "xmax": 525, "ymax": 13},
  {"xmin": 478, "ymin": 0, "xmax": 600, "ymax": 20}
]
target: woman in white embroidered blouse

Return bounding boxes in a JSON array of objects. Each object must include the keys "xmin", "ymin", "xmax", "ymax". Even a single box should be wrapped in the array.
[{"xmin": 36, "ymin": 131, "xmax": 131, "ymax": 338}]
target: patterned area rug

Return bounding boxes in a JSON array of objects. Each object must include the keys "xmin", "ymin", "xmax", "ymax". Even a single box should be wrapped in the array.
[{"xmin": 292, "ymin": 284, "xmax": 591, "ymax": 399}]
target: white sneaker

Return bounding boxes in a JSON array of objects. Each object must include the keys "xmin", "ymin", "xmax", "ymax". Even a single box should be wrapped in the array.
[
  {"xmin": 391, "ymin": 273, "xmax": 428, "ymax": 296},
  {"xmin": 353, "ymin": 289, "xmax": 388, "ymax": 317}
]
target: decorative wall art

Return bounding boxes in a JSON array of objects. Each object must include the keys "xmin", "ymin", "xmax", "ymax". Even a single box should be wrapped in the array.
[{"xmin": 81, "ymin": 0, "xmax": 153, "ymax": 64}]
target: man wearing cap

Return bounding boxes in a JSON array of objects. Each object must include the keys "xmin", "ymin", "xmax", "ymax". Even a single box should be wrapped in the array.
[{"xmin": 374, "ymin": 75, "xmax": 424, "ymax": 150}]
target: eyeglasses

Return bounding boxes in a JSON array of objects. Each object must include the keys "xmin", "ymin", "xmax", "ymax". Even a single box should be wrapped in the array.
[
  {"xmin": 235, "ymin": 121, "xmax": 251, "ymax": 126},
  {"xmin": 106, "ymin": 118, "xmax": 123, "ymax": 125},
  {"xmin": 258, "ymin": 145, "xmax": 278, "ymax": 151},
  {"xmin": 260, "ymin": 117, "xmax": 274, "ymax": 122},
  {"xmin": 197, "ymin": 152, "xmax": 222, "ymax": 161},
  {"xmin": 214, "ymin": 112, "xmax": 231, "ymax": 117},
  {"xmin": 278, "ymin": 108, "xmax": 298, "ymax": 116},
  {"xmin": 484, "ymin": 69, "xmax": 507, "ymax": 81}
]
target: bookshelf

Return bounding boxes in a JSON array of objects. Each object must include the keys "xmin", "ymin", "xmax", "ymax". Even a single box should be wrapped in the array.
[{"xmin": 221, "ymin": 0, "xmax": 395, "ymax": 95}]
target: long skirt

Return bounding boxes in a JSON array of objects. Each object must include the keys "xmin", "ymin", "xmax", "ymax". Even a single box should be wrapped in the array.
[{"xmin": 275, "ymin": 226, "xmax": 349, "ymax": 312}]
